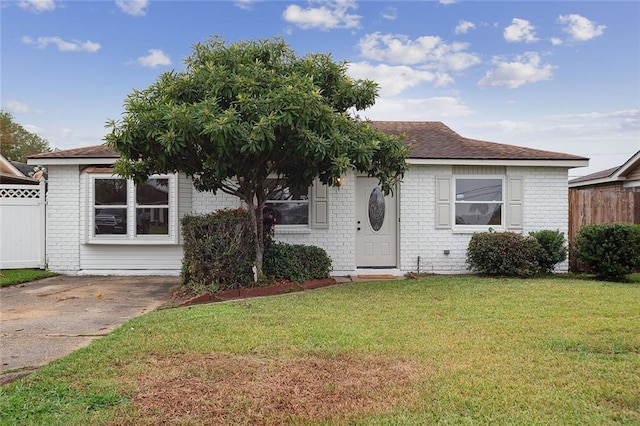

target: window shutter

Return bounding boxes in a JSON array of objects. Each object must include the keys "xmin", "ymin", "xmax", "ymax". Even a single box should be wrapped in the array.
[
  {"xmin": 311, "ymin": 178, "xmax": 329, "ymax": 229},
  {"xmin": 435, "ymin": 176, "xmax": 451, "ymax": 229},
  {"xmin": 507, "ymin": 177, "xmax": 523, "ymax": 229}
]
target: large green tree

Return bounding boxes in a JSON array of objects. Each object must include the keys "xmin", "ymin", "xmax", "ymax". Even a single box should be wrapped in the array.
[
  {"xmin": 1, "ymin": 111, "xmax": 51, "ymax": 162},
  {"xmin": 106, "ymin": 37, "xmax": 409, "ymax": 274}
]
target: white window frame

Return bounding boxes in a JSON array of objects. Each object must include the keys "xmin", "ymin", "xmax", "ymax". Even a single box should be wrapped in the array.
[
  {"xmin": 87, "ymin": 173, "xmax": 178, "ymax": 245},
  {"xmin": 264, "ymin": 177, "xmax": 311, "ymax": 230},
  {"xmin": 452, "ymin": 175, "xmax": 505, "ymax": 231}
]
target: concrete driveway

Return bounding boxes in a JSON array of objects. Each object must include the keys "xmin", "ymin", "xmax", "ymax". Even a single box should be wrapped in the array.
[{"xmin": 0, "ymin": 275, "xmax": 178, "ymax": 384}]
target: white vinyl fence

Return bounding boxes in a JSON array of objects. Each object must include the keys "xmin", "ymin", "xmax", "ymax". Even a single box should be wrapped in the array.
[{"xmin": 0, "ymin": 182, "xmax": 46, "ymax": 269}]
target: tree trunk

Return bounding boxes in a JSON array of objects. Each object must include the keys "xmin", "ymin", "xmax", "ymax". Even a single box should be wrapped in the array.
[{"xmin": 250, "ymin": 197, "xmax": 265, "ymax": 278}]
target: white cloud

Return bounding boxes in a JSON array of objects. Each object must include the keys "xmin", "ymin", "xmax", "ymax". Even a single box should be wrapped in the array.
[
  {"xmin": 439, "ymin": 0, "xmax": 456, "ymax": 5},
  {"xmin": 478, "ymin": 52, "xmax": 555, "ymax": 89},
  {"xmin": 555, "ymin": 110, "xmax": 639, "ymax": 137},
  {"xmin": 17, "ymin": 0, "xmax": 55, "ymax": 13},
  {"xmin": 22, "ymin": 35, "xmax": 101, "ymax": 53},
  {"xmin": 361, "ymin": 96, "xmax": 474, "ymax": 121},
  {"xmin": 38, "ymin": 126, "xmax": 96, "ymax": 151},
  {"xmin": 469, "ymin": 120, "xmax": 535, "ymax": 134},
  {"xmin": 550, "ymin": 37, "xmax": 563, "ymax": 46},
  {"xmin": 3, "ymin": 99, "xmax": 34, "ymax": 114},
  {"xmin": 558, "ymin": 14, "xmax": 605, "ymax": 42},
  {"xmin": 136, "ymin": 49, "xmax": 172, "ymax": 67},
  {"xmin": 115, "ymin": 0, "xmax": 149, "ymax": 17},
  {"xmin": 551, "ymin": 109, "xmax": 640, "ymax": 120},
  {"xmin": 381, "ymin": 7, "xmax": 397, "ymax": 21},
  {"xmin": 348, "ymin": 62, "xmax": 452, "ymax": 97},
  {"xmin": 233, "ymin": 0, "xmax": 255, "ymax": 10},
  {"xmin": 282, "ymin": 0, "xmax": 360, "ymax": 30},
  {"xmin": 455, "ymin": 20, "xmax": 475, "ymax": 35},
  {"xmin": 358, "ymin": 32, "xmax": 481, "ymax": 71},
  {"xmin": 455, "ymin": 110, "xmax": 639, "ymax": 179},
  {"xmin": 504, "ymin": 18, "xmax": 538, "ymax": 43}
]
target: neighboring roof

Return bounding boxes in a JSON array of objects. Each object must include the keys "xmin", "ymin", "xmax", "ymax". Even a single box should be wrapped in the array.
[
  {"xmin": 0, "ymin": 153, "xmax": 38, "ymax": 185},
  {"xmin": 11, "ymin": 161, "xmax": 34, "ymax": 176},
  {"xmin": 569, "ymin": 167, "xmax": 618, "ymax": 185},
  {"xmin": 569, "ymin": 150, "xmax": 640, "ymax": 188},
  {"xmin": 27, "ymin": 122, "xmax": 589, "ymax": 168}
]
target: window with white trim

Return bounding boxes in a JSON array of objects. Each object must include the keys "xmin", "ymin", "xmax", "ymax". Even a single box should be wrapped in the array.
[
  {"xmin": 89, "ymin": 174, "xmax": 176, "ymax": 242},
  {"xmin": 454, "ymin": 177, "xmax": 504, "ymax": 227},
  {"xmin": 264, "ymin": 178, "xmax": 309, "ymax": 226}
]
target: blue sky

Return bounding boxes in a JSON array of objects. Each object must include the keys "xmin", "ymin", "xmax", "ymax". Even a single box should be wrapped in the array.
[{"xmin": 2, "ymin": 0, "xmax": 639, "ymax": 177}]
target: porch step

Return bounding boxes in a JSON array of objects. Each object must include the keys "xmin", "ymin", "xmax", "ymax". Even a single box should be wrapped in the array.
[{"xmin": 356, "ymin": 274, "xmax": 398, "ymax": 280}]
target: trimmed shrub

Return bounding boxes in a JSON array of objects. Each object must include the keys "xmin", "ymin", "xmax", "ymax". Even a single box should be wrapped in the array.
[
  {"xmin": 264, "ymin": 242, "xmax": 332, "ymax": 283},
  {"xmin": 573, "ymin": 223, "xmax": 640, "ymax": 281},
  {"xmin": 181, "ymin": 208, "xmax": 255, "ymax": 294},
  {"xmin": 530, "ymin": 229, "xmax": 567, "ymax": 274},
  {"xmin": 467, "ymin": 230, "xmax": 542, "ymax": 277}
]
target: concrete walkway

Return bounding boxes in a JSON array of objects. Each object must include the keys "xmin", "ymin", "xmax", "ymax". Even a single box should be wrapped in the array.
[{"xmin": 0, "ymin": 275, "xmax": 177, "ymax": 384}]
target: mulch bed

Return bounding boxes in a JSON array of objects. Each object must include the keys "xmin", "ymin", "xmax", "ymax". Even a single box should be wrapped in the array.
[{"xmin": 177, "ymin": 277, "xmax": 338, "ymax": 307}]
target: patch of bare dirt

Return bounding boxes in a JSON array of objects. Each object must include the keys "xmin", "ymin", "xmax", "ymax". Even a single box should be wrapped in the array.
[{"xmin": 119, "ymin": 352, "xmax": 424, "ymax": 425}]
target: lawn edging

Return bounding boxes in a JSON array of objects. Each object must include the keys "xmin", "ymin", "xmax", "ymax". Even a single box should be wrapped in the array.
[{"xmin": 178, "ymin": 277, "xmax": 337, "ymax": 307}]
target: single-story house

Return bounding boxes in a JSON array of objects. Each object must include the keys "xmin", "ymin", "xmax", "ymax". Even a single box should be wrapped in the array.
[
  {"xmin": 27, "ymin": 121, "xmax": 588, "ymax": 276},
  {"xmin": 568, "ymin": 150, "xmax": 640, "ymax": 270}
]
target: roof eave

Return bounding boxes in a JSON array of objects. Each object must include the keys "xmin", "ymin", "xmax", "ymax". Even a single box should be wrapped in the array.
[
  {"xmin": 569, "ymin": 176, "xmax": 626, "ymax": 188},
  {"xmin": 0, "ymin": 172, "xmax": 39, "ymax": 185},
  {"xmin": 407, "ymin": 158, "xmax": 589, "ymax": 168},
  {"xmin": 611, "ymin": 150, "xmax": 640, "ymax": 179},
  {"xmin": 27, "ymin": 157, "xmax": 118, "ymax": 166},
  {"xmin": 0, "ymin": 154, "xmax": 27, "ymax": 177}
]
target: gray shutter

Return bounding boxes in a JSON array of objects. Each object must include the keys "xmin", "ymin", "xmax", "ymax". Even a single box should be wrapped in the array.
[
  {"xmin": 311, "ymin": 178, "xmax": 329, "ymax": 229},
  {"xmin": 507, "ymin": 177, "xmax": 523, "ymax": 229},
  {"xmin": 177, "ymin": 174, "xmax": 192, "ymax": 244},
  {"xmin": 435, "ymin": 176, "xmax": 452, "ymax": 229}
]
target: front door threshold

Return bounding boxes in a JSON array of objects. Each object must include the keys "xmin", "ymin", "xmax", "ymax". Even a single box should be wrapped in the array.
[{"xmin": 353, "ymin": 268, "xmax": 404, "ymax": 278}]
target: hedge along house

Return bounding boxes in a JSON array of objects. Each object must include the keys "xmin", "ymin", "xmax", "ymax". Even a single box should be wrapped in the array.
[{"xmin": 27, "ymin": 121, "xmax": 588, "ymax": 276}]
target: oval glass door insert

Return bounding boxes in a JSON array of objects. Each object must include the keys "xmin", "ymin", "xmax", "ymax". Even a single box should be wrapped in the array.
[{"xmin": 368, "ymin": 187, "xmax": 385, "ymax": 232}]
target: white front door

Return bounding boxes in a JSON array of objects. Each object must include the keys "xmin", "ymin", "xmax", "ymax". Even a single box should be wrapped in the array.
[{"xmin": 355, "ymin": 176, "xmax": 397, "ymax": 268}]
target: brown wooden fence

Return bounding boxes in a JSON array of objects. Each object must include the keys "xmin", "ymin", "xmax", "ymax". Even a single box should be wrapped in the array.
[{"xmin": 568, "ymin": 183, "xmax": 640, "ymax": 271}]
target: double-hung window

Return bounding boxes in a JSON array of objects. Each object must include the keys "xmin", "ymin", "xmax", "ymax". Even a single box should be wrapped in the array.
[
  {"xmin": 264, "ymin": 178, "xmax": 309, "ymax": 226},
  {"xmin": 454, "ymin": 177, "xmax": 504, "ymax": 227},
  {"xmin": 135, "ymin": 178, "xmax": 170, "ymax": 235},
  {"xmin": 90, "ymin": 174, "xmax": 176, "ymax": 243}
]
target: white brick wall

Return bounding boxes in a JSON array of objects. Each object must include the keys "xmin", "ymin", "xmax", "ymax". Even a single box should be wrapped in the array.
[
  {"xmin": 398, "ymin": 165, "xmax": 570, "ymax": 274},
  {"xmin": 43, "ymin": 164, "xmax": 570, "ymax": 276},
  {"xmin": 45, "ymin": 165, "xmax": 81, "ymax": 273},
  {"xmin": 191, "ymin": 188, "xmax": 241, "ymax": 213},
  {"xmin": 188, "ymin": 175, "xmax": 357, "ymax": 275},
  {"xmin": 273, "ymin": 174, "xmax": 356, "ymax": 275}
]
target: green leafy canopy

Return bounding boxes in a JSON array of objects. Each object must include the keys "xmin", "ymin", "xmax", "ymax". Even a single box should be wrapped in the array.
[
  {"xmin": 1, "ymin": 111, "xmax": 51, "ymax": 163},
  {"xmin": 105, "ymin": 36, "xmax": 409, "ymax": 272}
]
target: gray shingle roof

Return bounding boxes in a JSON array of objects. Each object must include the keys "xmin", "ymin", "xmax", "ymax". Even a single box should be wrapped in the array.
[
  {"xmin": 371, "ymin": 121, "xmax": 587, "ymax": 161},
  {"xmin": 27, "ymin": 122, "xmax": 588, "ymax": 162},
  {"xmin": 568, "ymin": 167, "xmax": 618, "ymax": 185},
  {"xmin": 28, "ymin": 144, "xmax": 119, "ymax": 159}
]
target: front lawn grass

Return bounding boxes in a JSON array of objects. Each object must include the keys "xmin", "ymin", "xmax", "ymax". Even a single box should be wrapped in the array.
[
  {"xmin": 0, "ymin": 269, "xmax": 56, "ymax": 287},
  {"xmin": 1, "ymin": 275, "xmax": 639, "ymax": 424}
]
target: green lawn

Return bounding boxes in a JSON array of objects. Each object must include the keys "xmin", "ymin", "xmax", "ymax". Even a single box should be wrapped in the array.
[
  {"xmin": 0, "ymin": 269, "xmax": 56, "ymax": 287},
  {"xmin": 1, "ymin": 275, "xmax": 639, "ymax": 424}
]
